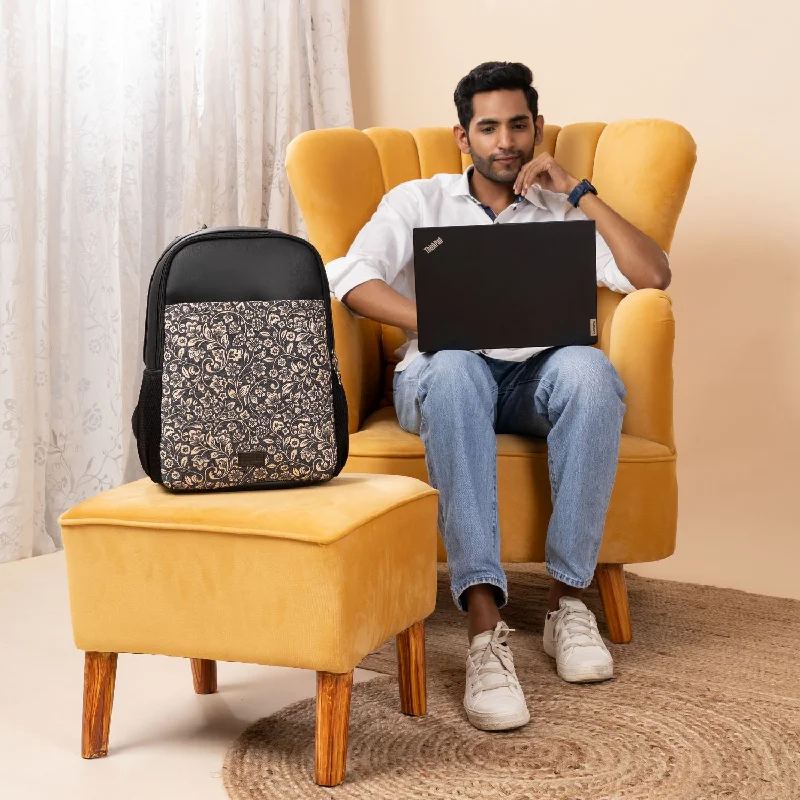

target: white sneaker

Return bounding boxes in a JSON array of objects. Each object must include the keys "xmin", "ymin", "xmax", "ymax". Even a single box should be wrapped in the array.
[
  {"xmin": 543, "ymin": 597, "xmax": 614, "ymax": 683},
  {"xmin": 463, "ymin": 621, "xmax": 530, "ymax": 731}
]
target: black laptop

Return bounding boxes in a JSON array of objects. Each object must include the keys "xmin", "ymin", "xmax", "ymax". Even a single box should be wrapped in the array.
[{"xmin": 412, "ymin": 221, "xmax": 598, "ymax": 353}]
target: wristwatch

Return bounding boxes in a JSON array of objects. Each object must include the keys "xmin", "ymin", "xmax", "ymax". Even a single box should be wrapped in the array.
[{"xmin": 567, "ymin": 179, "xmax": 598, "ymax": 207}]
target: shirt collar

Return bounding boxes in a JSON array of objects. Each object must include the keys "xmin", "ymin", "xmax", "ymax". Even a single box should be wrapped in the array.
[{"xmin": 448, "ymin": 165, "xmax": 548, "ymax": 211}]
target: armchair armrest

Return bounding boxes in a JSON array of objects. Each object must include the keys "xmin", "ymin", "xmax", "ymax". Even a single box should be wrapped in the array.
[
  {"xmin": 608, "ymin": 289, "xmax": 676, "ymax": 451},
  {"xmin": 331, "ymin": 298, "xmax": 383, "ymax": 433}
]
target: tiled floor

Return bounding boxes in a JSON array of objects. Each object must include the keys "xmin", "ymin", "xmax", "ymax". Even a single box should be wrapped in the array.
[{"xmin": 0, "ymin": 552, "xmax": 379, "ymax": 799}]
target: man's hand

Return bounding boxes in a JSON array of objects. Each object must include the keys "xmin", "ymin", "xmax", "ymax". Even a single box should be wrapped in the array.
[{"xmin": 513, "ymin": 153, "xmax": 580, "ymax": 196}]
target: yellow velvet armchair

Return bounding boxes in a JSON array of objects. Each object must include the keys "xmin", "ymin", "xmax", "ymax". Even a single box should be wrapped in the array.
[{"xmin": 286, "ymin": 120, "xmax": 696, "ymax": 643}]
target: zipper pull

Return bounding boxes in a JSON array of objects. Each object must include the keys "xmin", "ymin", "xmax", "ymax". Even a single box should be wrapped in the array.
[{"xmin": 167, "ymin": 223, "xmax": 207, "ymax": 246}]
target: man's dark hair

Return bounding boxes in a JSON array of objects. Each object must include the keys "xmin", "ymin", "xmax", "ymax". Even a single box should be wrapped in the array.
[{"xmin": 454, "ymin": 61, "xmax": 539, "ymax": 134}]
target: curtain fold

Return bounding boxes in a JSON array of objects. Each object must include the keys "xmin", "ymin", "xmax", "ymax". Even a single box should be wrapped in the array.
[{"xmin": 0, "ymin": 0, "xmax": 352, "ymax": 562}]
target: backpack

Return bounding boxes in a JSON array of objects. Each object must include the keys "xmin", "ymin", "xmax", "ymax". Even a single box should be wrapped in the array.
[{"xmin": 131, "ymin": 227, "xmax": 349, "ymax": 492}]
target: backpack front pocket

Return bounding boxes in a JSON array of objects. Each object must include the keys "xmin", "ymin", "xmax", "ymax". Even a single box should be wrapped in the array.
[{"xmin": 159, "ymin": 300, "xmax": 338, "ymax": 491}]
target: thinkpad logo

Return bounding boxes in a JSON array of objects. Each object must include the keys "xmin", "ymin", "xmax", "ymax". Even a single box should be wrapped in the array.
[{"xmin": 424, "ymin": 236, "xmax": 443, "ymax": 254}]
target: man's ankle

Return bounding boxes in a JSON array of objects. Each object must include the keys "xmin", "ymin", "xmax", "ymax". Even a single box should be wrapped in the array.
[
  {"xmin": 468, "ymin": 618, "xmax": 501, "ymax": 643},
  {"xmin": 464, "ymin": 584, "xmax": 502, "ymax": 642},
  {"xmin": 547, "ymin": 579, "xmax": 584, "ymax": 613}
]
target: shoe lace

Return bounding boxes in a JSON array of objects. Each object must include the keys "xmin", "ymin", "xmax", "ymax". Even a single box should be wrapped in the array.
[
  {"xmin": 557, "ymin": 606, "xmax": 601, "ymax": 652},
  {"xmin": 469, "ymin": 624, "xmax": 518, "ymax": 693}
]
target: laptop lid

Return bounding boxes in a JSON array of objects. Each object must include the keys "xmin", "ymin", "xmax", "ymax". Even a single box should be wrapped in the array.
[{"xmin": 412, "ymin": 221, "xmax": 598, "ymax": 353}]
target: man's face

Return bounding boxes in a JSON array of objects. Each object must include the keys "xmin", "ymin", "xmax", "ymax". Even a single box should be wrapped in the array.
[{"xmin": 455, "ymin": 89, "xmax": 542, "ymax": 185}]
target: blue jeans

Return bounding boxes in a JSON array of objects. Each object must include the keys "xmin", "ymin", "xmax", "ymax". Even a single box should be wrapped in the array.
[{"xmin": 393, "ymin": 347, "xmax": 626, "ymax": 611}]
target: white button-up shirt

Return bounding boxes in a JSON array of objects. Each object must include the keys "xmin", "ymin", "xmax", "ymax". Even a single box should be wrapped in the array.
[{"xmin": 327, "ymin": 167, "xmax": 637, "ymax": 372}]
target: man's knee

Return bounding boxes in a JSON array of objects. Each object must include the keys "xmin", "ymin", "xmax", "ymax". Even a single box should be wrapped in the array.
[
  {"xmin": 417, "ymin": 351, "xmax": 496, "ymax": 419},
  {"xmin": 421, "ymin": 350, "xmax": 494, "ymax": 394},
  {"xmin": 551, "ymin": 347, "xmax": 626, "ymax": 403}
]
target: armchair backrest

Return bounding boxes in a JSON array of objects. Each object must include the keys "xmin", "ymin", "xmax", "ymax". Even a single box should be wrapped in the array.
[{"xmin": 287, "ymin": 120, "xmax": 696, "ymax": 423}]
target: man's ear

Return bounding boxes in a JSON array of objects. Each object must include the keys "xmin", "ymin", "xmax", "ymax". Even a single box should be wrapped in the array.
[
  {"xmin": 453, "ymin": 124, "xmax": 471, "ymax": 155},
  {"xmin": 534, "ymin": 115, "xmax": 545, "ymax": 147}
]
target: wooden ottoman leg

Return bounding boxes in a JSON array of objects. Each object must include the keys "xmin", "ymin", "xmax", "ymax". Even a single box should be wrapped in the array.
[
  {"xmin": 595, "ymin": 564, "xmax": 632, "ymax": 644},
  {"xmin": 396, "ymin": 620, "xmax": 427, "ymax": 716},
  {"xmin": 82, "ymin": 652, "xmax": 118, "ymax": 759},
  {"xmin": 191, "ymin": 659, "xmax": 217, "ymax": 694},
  {"xmin": 315, "ymin": 670, "xmax": 353, "ymax": 787}
]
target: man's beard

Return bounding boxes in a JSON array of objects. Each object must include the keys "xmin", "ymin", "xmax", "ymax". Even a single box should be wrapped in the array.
[{"xmin": 470, "ymin": 145, "xmax": 535, "ymax": 185}]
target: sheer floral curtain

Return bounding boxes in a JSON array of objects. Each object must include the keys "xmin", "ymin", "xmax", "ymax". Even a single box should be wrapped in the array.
[{"xmin": 0, "ymin": 0, "xmax": 353, "ymax": 562}]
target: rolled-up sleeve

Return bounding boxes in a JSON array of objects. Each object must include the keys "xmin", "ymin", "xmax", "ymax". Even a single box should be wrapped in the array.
[
  {"xmin": 594, "ymin": 231, "xmax": 671, "ymax": 294},
  {"xmin": 565, "ymin": 203, "xmax": 636, "ymax": 295},
  {"xmin": 594, "ymin": 229, "xmax": 636, "ymax": 295},
  {"xmin": 327, "ymin": 184, "xmax": 419, "ymax": 302}
]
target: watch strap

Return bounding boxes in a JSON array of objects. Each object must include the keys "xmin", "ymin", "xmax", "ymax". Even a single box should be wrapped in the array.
[{"xmin": 568, "ymin": 179, "xmax": 598, "ymax": 207}]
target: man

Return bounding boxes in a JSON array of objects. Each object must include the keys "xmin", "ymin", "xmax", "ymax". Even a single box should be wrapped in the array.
[{"xmin": 326, "ymin": 62, "xmax": 670, "ymax": 732}]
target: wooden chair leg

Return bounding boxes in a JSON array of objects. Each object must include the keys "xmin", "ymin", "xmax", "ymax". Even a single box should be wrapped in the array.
[
  {"xmin": 595, "ymin": 563, "xmax": 632, "ymax": 643},
  {"xmin": 396, "ymin": 620, "xmax": 427, "ymax": 716},
  {"xmin": 82, "ymin": 652, "xmax": 118, "ymax": 759},
  {"xmin": 315, "ymin": 670, "xmax": 353, "ymax": 787},
  {"xmin": 191, "ymin": 659, "xmax": 217, "ymax": 694}
]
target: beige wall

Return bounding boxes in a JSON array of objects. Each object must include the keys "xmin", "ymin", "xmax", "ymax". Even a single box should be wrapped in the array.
[{"xmin": 349, "ymin": 0, "xmax": 800, "ymax": 599}]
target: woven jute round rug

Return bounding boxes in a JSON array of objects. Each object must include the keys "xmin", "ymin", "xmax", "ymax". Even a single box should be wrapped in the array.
[{"xmin": 223, "ymin": 566, "xmax": 800, "ymax": 799}]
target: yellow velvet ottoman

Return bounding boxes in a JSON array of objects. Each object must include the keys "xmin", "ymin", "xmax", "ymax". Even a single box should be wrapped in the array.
[{"xmin": 60, "ymin": 473, "xmax": 439, "ymax": 786}]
